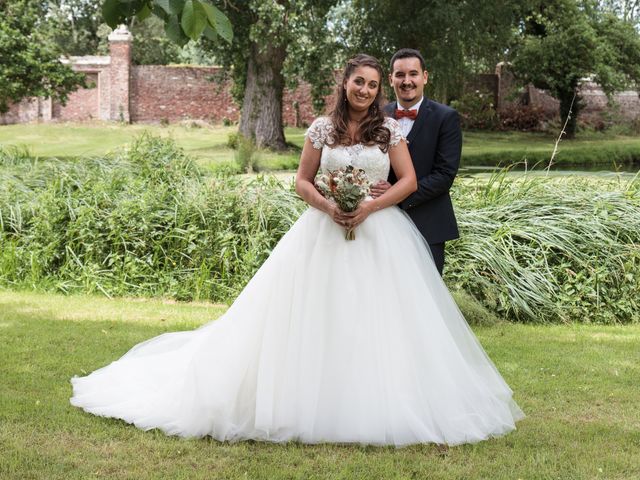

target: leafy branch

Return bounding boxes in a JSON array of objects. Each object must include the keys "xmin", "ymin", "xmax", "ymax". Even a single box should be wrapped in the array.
[{"xmin": 101, "ymin": 0, "xmax": 233, "ymax": 46}]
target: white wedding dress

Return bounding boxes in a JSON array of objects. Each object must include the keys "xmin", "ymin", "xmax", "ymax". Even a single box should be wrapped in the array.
[{"xmin": 71, "ymin": 117, "xmax": 524, "ymax": 446}]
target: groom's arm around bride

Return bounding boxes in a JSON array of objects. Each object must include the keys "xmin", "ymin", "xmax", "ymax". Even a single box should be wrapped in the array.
[{"xmin": 372, "ymin": 48, "xmax": 462, "ymax": 275}]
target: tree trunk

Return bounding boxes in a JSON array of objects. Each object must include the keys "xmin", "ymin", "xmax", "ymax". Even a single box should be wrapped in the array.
[
  {"xmin": 239, "ymin": 42, "xmax": 287, "ymax": 150},
  {"xmin": 558, "ymin": 87, "xmax": 581, "ymax": 139}
]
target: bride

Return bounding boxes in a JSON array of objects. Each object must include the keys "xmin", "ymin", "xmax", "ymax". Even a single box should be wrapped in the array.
[{"xmin": 71, "ymin": 54, "xmax": 524, "ymax": 447}]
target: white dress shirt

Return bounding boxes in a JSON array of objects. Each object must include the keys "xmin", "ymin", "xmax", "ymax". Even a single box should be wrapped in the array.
[{"xmin": 396, "ymin": 96, "xmax": 424, "ymax": 138}]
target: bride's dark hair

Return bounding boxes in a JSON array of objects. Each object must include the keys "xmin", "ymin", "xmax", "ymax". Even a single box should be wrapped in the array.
[{"xmin": 328, "ymin": 54, "xmax": 391, "ymax": 153}]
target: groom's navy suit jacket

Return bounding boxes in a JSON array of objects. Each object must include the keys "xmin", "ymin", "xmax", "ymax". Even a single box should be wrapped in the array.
[{"xmin": 384, "ymin": 98, "xmax": 462, "ymax": 244}]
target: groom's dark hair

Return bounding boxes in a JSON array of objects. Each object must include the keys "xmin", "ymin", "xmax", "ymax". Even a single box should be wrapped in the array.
[{"xmin": 390, "ymin": 49, "xmax": 426, "ymax": 72}]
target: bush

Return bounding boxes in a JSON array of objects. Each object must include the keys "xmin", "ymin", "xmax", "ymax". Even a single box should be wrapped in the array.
[
  {"xmin": 234, "ymin": 134, "xmax": 260, "ymax": 173},
  {"xmin": 447, "ymin": 170, "xmax": 640, "ymax": 323},
  {"xmin": 498, "ymin": 104, "xmax": 548, "ymax": 131},
  {"xmin": 227, "ymin": 132, "xmax": 238, "ymax": 149},
  {"xmin": 450, "ymin": 90, "xmax": 498, "ymax": 130}
]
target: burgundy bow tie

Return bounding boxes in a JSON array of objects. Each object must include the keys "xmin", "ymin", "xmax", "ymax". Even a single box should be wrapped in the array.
[{"xmin": 395, "ymin": 108, "xmax": 418, "ymax": 120}]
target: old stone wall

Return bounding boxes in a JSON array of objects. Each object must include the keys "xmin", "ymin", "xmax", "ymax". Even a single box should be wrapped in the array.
[
  {"xmin": 0, "ymin": 98, "xmax": 50, "ymax": 125},
  {"xmin": 52, "ymin": 72, "xmax": 100, "ymax": 121}
]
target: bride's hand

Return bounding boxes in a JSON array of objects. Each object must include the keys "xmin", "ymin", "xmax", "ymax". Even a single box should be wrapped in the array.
[
  {"xmin": 326, "ymin": 203, "xmax": 351, "ymax": 227},
  {"xmin": 344, "ymin": 202, "xmax": 375, "ymax": 229}
]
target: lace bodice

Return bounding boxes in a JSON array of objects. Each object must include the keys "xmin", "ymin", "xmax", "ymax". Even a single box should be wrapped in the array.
[{"xmin": 305, "ymin": 117, "xmax": 404, "ymax": 184}]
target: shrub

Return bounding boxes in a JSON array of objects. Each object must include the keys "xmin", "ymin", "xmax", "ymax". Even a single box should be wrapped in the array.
[
  {"xmin": 450, "ymin": 89, "xmax": 498, "ymax": 130},
  {"xmin": 0, "ymin": 136, "xmax": 303, "ymax": 302},
  {"xmin": 227, "ymin": 132, "xmax": 238, "ymax": 149},
  {"xmin": 447, "ymin": 170, "xmax": 640, "ymax": 323},
  {"xmin": 234, "ymin": 134, "xmax": 260, "ymax": 173},
  {"xmin": 498, "ymin": 104, "xmax": 548, "ymax": 131}
]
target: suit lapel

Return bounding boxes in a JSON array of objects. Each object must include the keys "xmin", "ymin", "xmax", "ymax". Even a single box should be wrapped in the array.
[{"xmin": 407, "ymin": 99, "xmax": 430, "ymax": 144}]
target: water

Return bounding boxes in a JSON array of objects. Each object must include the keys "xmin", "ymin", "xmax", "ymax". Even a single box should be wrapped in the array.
[{"xmin": 459, "ymin": 162, "xmax": 640, "ymax": 177}]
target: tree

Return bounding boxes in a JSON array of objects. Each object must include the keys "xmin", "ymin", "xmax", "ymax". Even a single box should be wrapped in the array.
[
  {"xmin": 341, "ymin": 0, "xmax": 522, "ymax": 103},
  {"xmin": 598, "ymin": 0, "xmax": 640, "ymax": 24},
  {"xmin": 512, "ymin": 0, "xmax": 640, "ymax": 137},
  {"xmin": 46, "ymin": 0, "xmax": 105, "ymax": 56},
  {"xmin": 200, "ymin": 1, "xmax": 338, "ymax": 150},
  {"xmin": 0, "ymin": 0, "xmax": 85, "ymax": 113},
  {"xmin": 104, "ymin": 0, "xmax": 339, "ymax": 150}
]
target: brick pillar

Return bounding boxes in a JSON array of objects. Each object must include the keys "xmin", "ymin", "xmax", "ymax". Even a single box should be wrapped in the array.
[
  {"xmin": 108, "ymin": 25, "xmax": 132, "ymax": 122},
  {"xmin": 495, "ymin": 62, "xmax": 515, "ymax": 111}
]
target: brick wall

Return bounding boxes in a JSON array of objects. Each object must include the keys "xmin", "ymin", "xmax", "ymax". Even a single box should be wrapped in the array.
[
  {"xmin": 52, "ymin": 73, "xmax": 100, "ymax": 121},
  {"xmin": 130, "ymin": 65, "xmax": 333, "ymax": 126},
  {"xmin": 0, "ymin": 98, "xmax": 42, "ymax": 124},
  {"xmin": 130, "ymin": 66, "xmax": 239, "ymax": 123},
  {"xmin": 580, "ymin": 82, "xmax": 640, "ymax": 120}
]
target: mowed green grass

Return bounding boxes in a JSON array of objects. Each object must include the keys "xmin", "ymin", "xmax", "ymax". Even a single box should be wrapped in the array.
[
  {"xmin": 1, "ymin": 290, "xmax": 639, "ymax": 479},
  {"xmin": 0, "ymin": 123, "xmax": 306, "ymax": 172},
  {"xmin": 1, "ymin": 122, "xmax": 639, "ymax": 171}
]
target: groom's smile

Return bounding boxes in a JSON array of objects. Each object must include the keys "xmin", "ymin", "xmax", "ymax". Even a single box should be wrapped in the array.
[{"xmin": 390, "ymin": 57, "xmax": 429, "ymax": 109}]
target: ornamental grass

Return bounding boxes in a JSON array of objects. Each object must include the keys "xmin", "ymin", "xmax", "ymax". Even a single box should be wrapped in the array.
[{"xmin": 1, "ymin": 136, "xmax": 638, "ymax": 323}]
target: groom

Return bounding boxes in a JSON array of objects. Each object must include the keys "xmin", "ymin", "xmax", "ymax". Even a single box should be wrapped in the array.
[{"xmin": 372, "ymin": 48, "xmax": 462, "ymax": 275}]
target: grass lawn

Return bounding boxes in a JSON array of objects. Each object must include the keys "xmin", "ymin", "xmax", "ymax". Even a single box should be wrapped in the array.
[
  {"xmin": 1, "ymin": 289, "xmax": 639, "ymax": 479},
  {"xmin": 1, "ymin": 122, "xmax": 639, "ymax": 172}
]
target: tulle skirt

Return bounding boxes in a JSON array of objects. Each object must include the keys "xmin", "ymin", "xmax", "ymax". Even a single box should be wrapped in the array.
[{"xmin": 71, "ymin": 206, "xmax": 524, "ymax": 446}]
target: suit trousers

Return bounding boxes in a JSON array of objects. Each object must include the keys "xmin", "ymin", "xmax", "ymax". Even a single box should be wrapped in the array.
[{"xmin": 428, "ymin": 242, "xmax": 445, "ymax": 276}]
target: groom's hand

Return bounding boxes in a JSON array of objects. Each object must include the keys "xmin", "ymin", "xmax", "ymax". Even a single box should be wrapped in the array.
[{"xmin": 370, "ymin": 181, "xmax": 391, "ymax": 198}]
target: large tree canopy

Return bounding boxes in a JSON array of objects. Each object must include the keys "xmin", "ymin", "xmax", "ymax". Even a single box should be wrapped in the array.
[
  {"xmin": 512, "ymin": 0, "xmax": 640, "ymax": 137},
  {"xmin": 0, "ymin": 0, "xmax": 85, "ymax": 113}
]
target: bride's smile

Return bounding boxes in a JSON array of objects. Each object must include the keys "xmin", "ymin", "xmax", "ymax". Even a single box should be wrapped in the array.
[{"xmin": 344, "ymin": 66, "xmax": 379, "ymax": 112}]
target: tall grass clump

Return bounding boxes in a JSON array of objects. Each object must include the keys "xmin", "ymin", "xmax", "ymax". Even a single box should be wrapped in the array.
[
  {"xmin": 0, "ymin": 135, "xmax": 304, "ymax": 302},
  {"xmin": 1, "ymin": 137, "xmax": 639, "ymax": 323},
  {"xmin": 448, "ymin": 169, "xmax": 640, "ymax": 323}
]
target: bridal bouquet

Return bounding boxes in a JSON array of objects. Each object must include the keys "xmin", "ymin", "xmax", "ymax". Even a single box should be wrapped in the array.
[{"xmin": 315, "ymin": 166, "xmax": 371, "ymax": 240}]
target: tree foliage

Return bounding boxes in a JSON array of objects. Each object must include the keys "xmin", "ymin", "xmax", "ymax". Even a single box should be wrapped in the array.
[
  {"xmin": 597, "ymin": 0, "xmax": 640, "ymax": 24},
  {"xmin": 0, "ymin": 0, "xmax": 85, "ymax": 113},
  {"xmin": 341, "ymin": 0, "xmax": 522, "ymax": 102},
  {"xmin": 512, "ymin": 0, "xmax": 640, "ymax": 137},
  {"xmin": 199, "ymin": 0, "xmax": 339, "ymax": 149},
  {"xmin": 45, "ymin": 0, "xmax": 105, "ymax": 56},
  {"xmin": 100, "ymin": 0, "xmax": 233, "ymax": 46}
]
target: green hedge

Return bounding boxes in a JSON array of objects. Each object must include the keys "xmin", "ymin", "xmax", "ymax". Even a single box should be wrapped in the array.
[{"xmin": 1, "ymin": 136, "xmax": 638, "ymax": 323}]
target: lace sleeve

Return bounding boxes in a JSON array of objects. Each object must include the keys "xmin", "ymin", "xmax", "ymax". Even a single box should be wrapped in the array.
[
  {"xmin": 384, "ymin": 117, "xmax": 404, "ymax": 146},
  {"xmin": 305, "ymin": 117, "xmax": 332, "ymax": 150}
]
